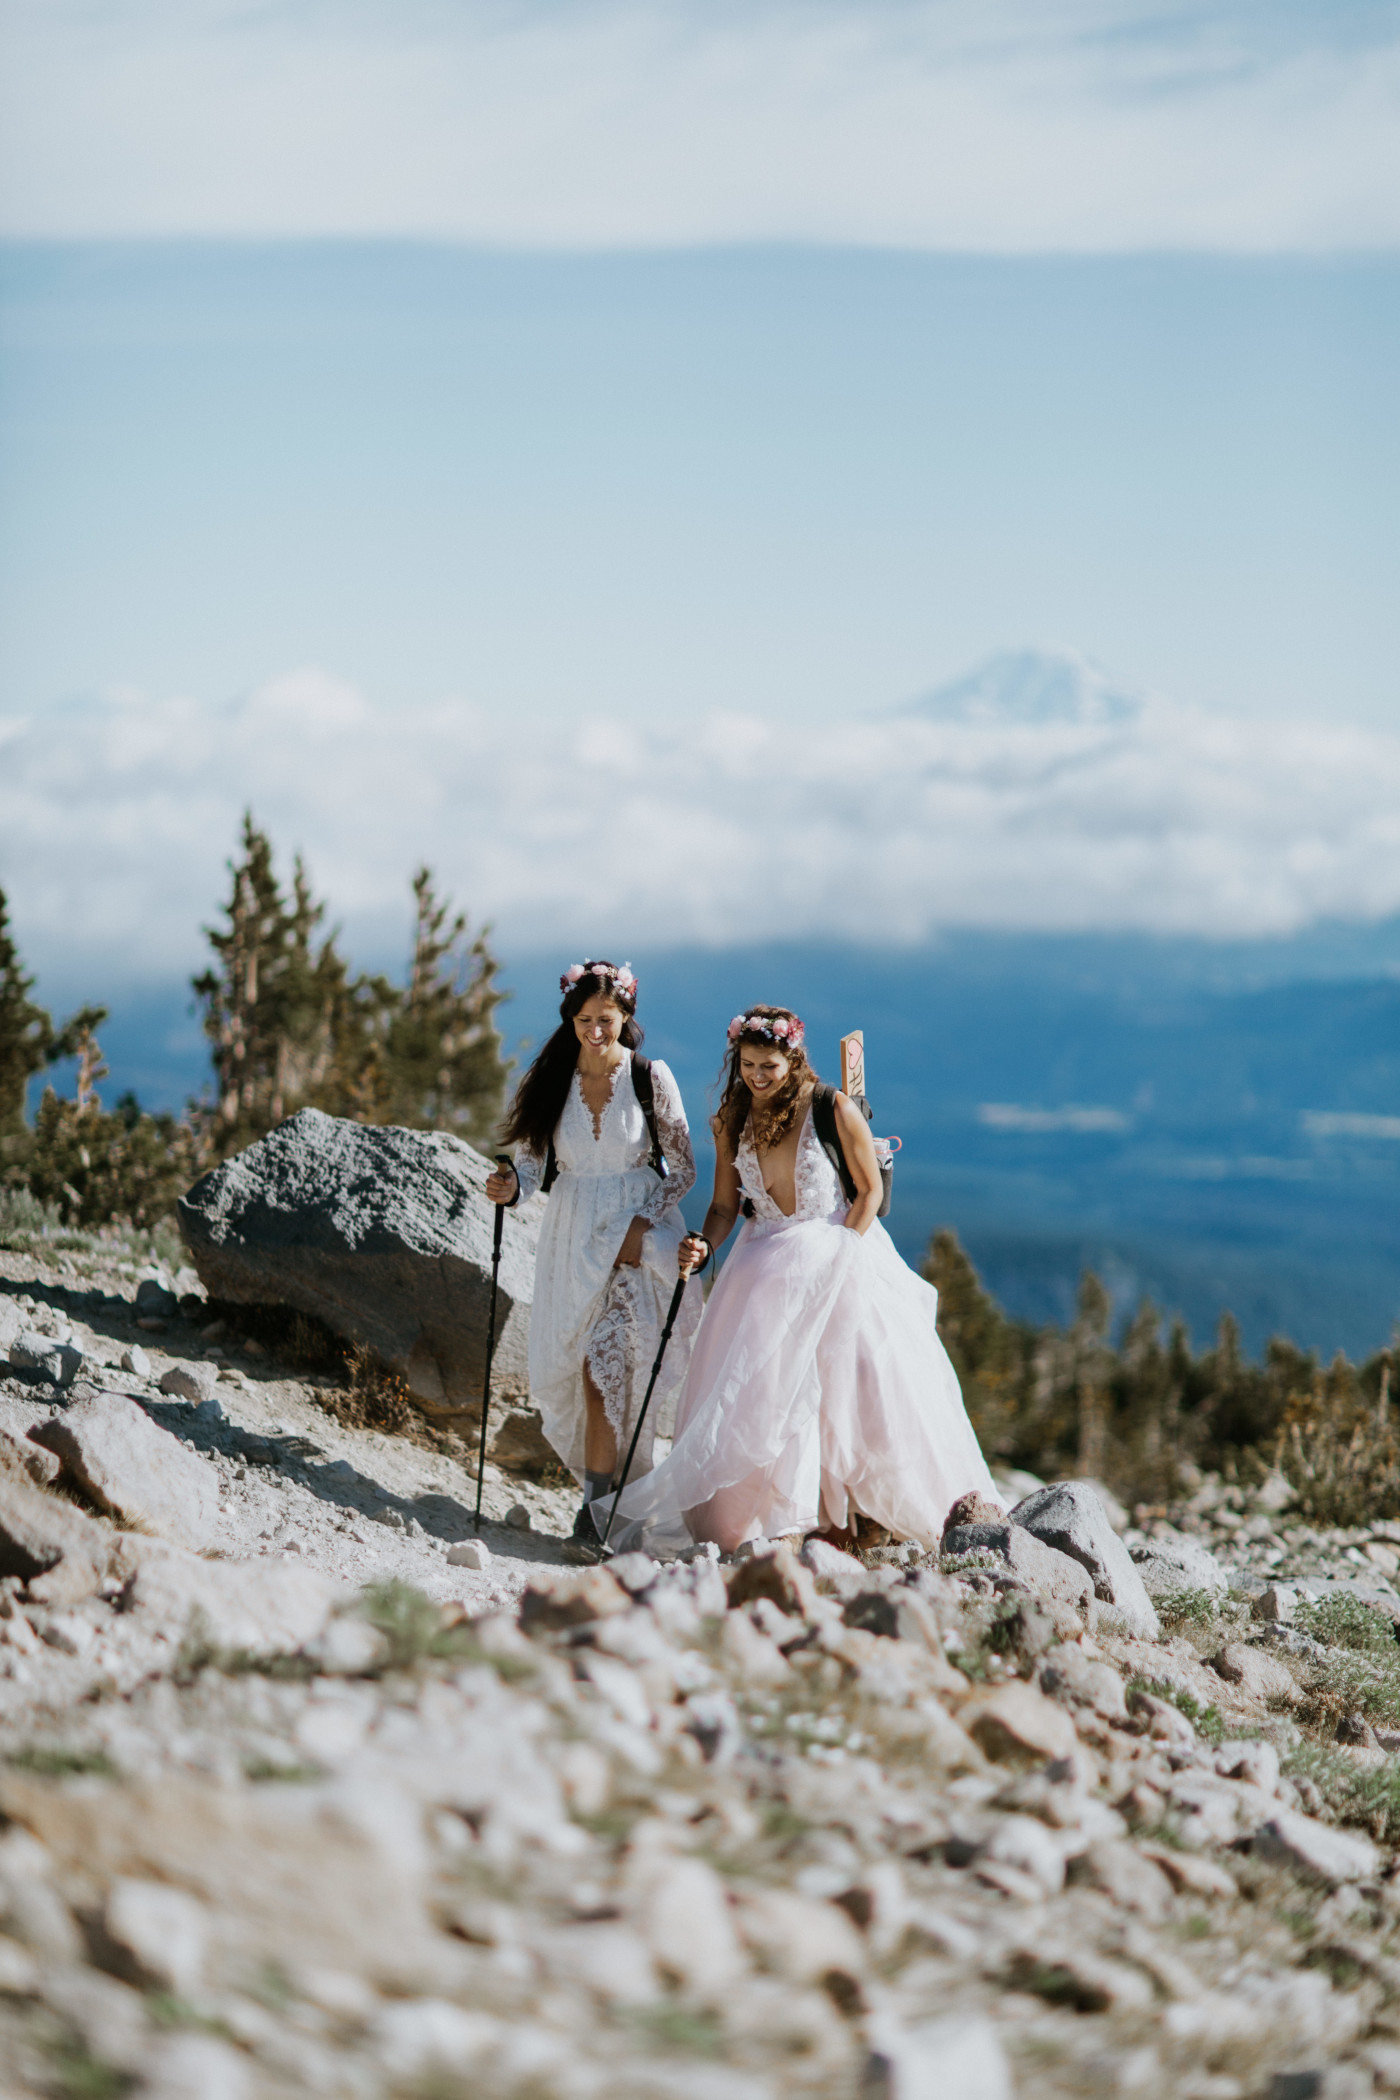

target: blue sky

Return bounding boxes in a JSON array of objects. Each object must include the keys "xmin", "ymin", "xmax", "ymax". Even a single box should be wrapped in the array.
[{"xmin": 0, "ymin": 1, "xmax": 1397, "ymax": 1002}]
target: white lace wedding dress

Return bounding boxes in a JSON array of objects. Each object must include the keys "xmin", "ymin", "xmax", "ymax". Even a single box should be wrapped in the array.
[
  {"xmin": 513, "ymin": 1053, "xmax": 701, "ymax": 1479},
  {"xmin": 598, "ymin": 1101, "xmax": 1001, "ymax": 1556}
]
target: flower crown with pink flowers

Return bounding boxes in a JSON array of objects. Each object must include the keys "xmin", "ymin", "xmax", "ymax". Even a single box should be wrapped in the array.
[
  {"xmin": 727, "ymin": 1011, "xmax": 805, "ymax": 1050},
  {"xmin": 560, "ymin": 959, "xmax": 638, "ymax": 1000}
]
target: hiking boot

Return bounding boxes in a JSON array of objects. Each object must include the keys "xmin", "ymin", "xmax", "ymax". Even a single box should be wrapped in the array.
[{"xmin": 560, "ymin": 1498, "xmax": 604, "ymax": 1563}]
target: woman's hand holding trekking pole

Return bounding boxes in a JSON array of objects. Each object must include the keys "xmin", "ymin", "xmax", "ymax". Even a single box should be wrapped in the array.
[{"xmin": 486, "ymin": 1162, "xmax": 517, "ymax": 1204}]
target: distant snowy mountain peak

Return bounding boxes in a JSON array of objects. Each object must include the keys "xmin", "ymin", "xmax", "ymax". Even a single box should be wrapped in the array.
[{"xmin": 905, "ymin": 646, "xmax": 1145, "ymax": 728}]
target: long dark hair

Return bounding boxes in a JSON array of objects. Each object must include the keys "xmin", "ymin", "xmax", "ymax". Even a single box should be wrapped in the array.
[
  {"xmin": 713, "ymin": 1005, "xmax": 818, "ymax": 1151},
  {"xmin": 503, "ymin": 962, "xmax": 643, "ymax": 1156}
]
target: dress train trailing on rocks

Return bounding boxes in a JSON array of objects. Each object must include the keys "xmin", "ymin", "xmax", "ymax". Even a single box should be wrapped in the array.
[{"xmin": 600, "ymin": 1105, "xmax": 1000, "ymax": 1556}]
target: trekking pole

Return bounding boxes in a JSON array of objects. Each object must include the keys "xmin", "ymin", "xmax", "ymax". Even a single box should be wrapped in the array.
[
  {"xmin": 473, "ymin": 1156, "xmax": 511, "ymax": 1531},
  {"xmin": 595, "ymin": 1253, "xmax": 697, "ymax": 1556}
]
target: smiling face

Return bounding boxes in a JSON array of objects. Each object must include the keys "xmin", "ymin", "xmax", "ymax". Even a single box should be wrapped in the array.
[
  {"xmin": 739, "ymin": 1041, "xmax": 792, "ymax": 1099},
  {"xmin": 573, "ymin": 991, "xmax": 628, "ymax": 1055}
]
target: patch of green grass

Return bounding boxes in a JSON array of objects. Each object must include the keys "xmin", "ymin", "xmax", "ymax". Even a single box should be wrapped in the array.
[
  {"xmin": 144, "ymin": 1994, "xmax": 232, "ymax": 2036},
  {"xmin": 1157, "ymin": 1587, "xmax": 1229, "ymax": 1633},
  {"xmin": 359, "ymin": 1579, "xmax": 485, "ymax": 1671},
  {"xmin": 242, "ymin": 1756, "xmax": 323, "ymax": 1783},
  {"xmin": 1283, "ymin": 1739, "xmax": 1400, "ymax": 1844},
  {"xmin": 1302, "ymin": 1645, "xmax": 1400, "ymax": 1731},
  {"xmin": 1296, "ymin": 1592, "xmax": 1398, "ymax": 1655},
  {"xmin": 760, "ymin": 1801, "xmax": 811, "ymax": 1848},
  {"xmin": 6, "ymin": 1746, "xmax": 117, "ymax": 1779},
  {"xmin": 626, "ymin": 2004, "xmax": 725, "ymax": 2057},
  {"xmin": 43, "ymin": 2041, "xmax": 134, "ymax": 2100},
  {"xmin": 1128, "ymin": 1676, "xmax": 1226, "ymax": 1745}
]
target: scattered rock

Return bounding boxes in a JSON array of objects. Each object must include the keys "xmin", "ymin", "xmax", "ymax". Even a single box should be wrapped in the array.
[
  {"xmin": 1130, "ymin": 1527, "xmax": 1230, "ymax": 1599},
  {"xmin": 1252, "ymin": 1810, "xmax": 1381, "ymax": 1887},
  {"xmin": 519, "ymin": 1567, "xmax": 630, "ymax": 1631},
  {"xmin": 32, "ymin": 1392, "xmax": 219, "ymax": 1549},
  {"xmin": 1254, "ymin": 1583, "xmax": 1301, "ymax": 1623},
  {"xmin": 941, "ymin": 1490, "xmax": 1006, "ymax": 1539},
  {"xmin": 135, "ymin": 1276, "xmax": 179, "ymax": 1319},
  {"xmin": 940, "ymin": 1519, "xmax": 1095, "ymax": 1616},
  {"xmin": 177, "ymin": 1107, "xmax": 541, "ymax": 1415},
  {"xmin": 1, "ymin": 1428, "xmax": 60, "ymax": 1488},
  {"xmin": 8, "ymin": 1331, "xmax": 83, "ymax": 1388},
  {"xmin": 1069, "ymin": 1839, "xmax": 1174, "ymax": 1919},
  {"xmin": 0, "ymin": 1299, "xmax": 23, "ymax": 1350},
  {"xmin": 115, "ymin": 1539, "xmax": 338, "ymax": 1658},
  {"xmin": 959, "ymin": 1681, "xmax": 1080, "ymax": 1765},
  {"xmin": 866, "ymin": 2014, "xmax": 1011, "ymax": 2100},
  {"xmin": 1210, "ymin": 1642, "xmax": 1301, "ymax": 1704},
  {"xmin": 103, "ymin": 1876, "xmax": 208, "ymax": 1995},
  {"xmin": 119, "ymin": 1343, "xmax": 152, "ymax": 1378},
  {"xmin": 447, "ymin": 1538, "xmax": 491, "ymax": 1570},
  {"xmin": 1011, "ymin": 1480, "xmax": 1161, "ymax": 1638},
  {"xmin": 1336, "ymin": 1712, "xmax": 1380, "ymax": 1748},
  {"xmin": 0, "ymin": 1462, "xmax": 111, "ymax": 1601},
  {"xmin": 158, "ymin": 1361, "xmax": 219, "ymax": 1406}
]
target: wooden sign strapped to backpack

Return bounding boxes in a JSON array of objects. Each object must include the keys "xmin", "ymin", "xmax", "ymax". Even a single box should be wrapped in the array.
[{"xmin": 809, "ymin": 1029, "xmax": 895, "ymax": 1219}]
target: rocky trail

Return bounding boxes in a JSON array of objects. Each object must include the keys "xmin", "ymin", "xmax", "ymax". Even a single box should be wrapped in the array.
[{"xmin": 7, "ymin": 1243, "xmax": 1400, "ymax": 2099}]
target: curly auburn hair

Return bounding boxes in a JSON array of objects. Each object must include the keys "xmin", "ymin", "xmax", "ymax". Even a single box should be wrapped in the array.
[
  {"xmin": 713, "ymin": 1005, "xmax": 818, "ymax": 1152},
  {"xmin": 502, "ymin": 962, "xmax": 643, "ymax": 1157}
]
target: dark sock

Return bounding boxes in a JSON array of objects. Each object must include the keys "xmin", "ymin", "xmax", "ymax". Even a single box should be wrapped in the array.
[{"xmin": 584, "ymin": 1470, "xmax": 614, "ymax": 1503}]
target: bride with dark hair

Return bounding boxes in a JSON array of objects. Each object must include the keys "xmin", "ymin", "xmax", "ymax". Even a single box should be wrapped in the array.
[
  {"xmin": 486, "ymin": 961, "xmax": 700, "ymax": 1542},
  {"xmin": 596, "ymin": 1004, "xmax": 1000, "ymax": 1557}
]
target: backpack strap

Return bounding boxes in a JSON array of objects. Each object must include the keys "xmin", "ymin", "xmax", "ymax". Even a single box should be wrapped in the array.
[
  {"xmin": 811, "ymin": 1083, "xmax": 858, "ymax": 1205},
  {"xmin": 540, "ymin": 1053, "xmax": 667, "ymax": 1197},
  {"xmin": 629, "ymin": 1055, "xmax": 668, "ymax": 1181}
]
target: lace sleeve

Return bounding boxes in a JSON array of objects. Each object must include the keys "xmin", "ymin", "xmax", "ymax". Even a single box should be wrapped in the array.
[
  {"xmin": 510, "ymin": 1144, "xmax": 545, "ymax": 1204},
  {"xmin": 635, "ymin": 1060, "xmax": 697, "ymax": 1223}
]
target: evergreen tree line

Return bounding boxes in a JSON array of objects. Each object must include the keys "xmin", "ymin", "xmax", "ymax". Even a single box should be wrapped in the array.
[
  {"xmin": 0, "ymin": 813, "xmax": 509, "ymax": 1227},
  {"xmin": 926, "ymin": 1230, "xmax": 1398, "ymax": 1525}
]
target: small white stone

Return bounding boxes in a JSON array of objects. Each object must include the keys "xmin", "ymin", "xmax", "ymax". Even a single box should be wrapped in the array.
[
  {"xmin": 373, "ymin": 1999, "xmax": 500, "ymax": 2078},
  {"xmin": 119, "ymin": 1343, "xmax": 151, "ymax": 1379},
  {"xmin": 871, "ymin": 2014, "xmax": 1011, "ymax": 2100},
  {"xmin": 140, "ymin": 2035, "xmax": 249, "ymax": 2100},
  {"xmin": 447, "ymin": 1539, "xmax": 491, "ymax": 1570},
  {"xmin": 105, "ymin": 1878, "xmax": 208, "ymax": 1996}
]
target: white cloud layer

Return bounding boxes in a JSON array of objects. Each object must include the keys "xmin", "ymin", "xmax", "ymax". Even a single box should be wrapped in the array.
[
  {"xmin": 4, "ymin": 650, "xmax": 1400, "ymax": 991},
  {"xmin": 1, "ymin": 0, "xmax": 1397, "ymax": 248}
]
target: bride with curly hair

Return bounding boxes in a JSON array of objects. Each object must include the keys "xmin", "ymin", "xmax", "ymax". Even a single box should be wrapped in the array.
[{"xmin": 595, "ymin": 1004, "xmax": 1000, "ymax": 1557}]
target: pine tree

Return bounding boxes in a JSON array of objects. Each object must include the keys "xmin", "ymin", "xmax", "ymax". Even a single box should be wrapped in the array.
[
  {"xmin": 193, "ymin": 827, "xmax": 509, "ymax": 1155},
  {"xmin": 193, "ymin": 815, "xmax": 357, "ymax": 1154},
  {"xmin": 0, "ymin": 887, "xmax": 105, "ymax": 1164},
  {"xmin": 0, "ymin": 887, "xmax": 52, "ymax": 1138},
  {"xmin": 378, "ymin": 868, "xmax": 508, "ymax": 1145}
]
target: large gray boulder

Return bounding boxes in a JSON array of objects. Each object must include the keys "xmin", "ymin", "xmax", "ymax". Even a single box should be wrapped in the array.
[
  {"xmin": 177, "ymin": 1109, "xmax": 540, "ymax": 1417},
  {"xmin": 1011, "ymin": 1481, "xmax": 1161, "ymax": 1640}
]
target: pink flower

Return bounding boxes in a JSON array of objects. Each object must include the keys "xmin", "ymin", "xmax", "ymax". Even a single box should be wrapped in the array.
[
  {"xmin": 727, "ymin": 1016, "xmax": 745, "ymax": 1040},
  {"xmin": 772, "ymin": 1018, "xmax": 789, "ymax": 1038},
  {"xmin": 564, "ymin": 964, "xmax": 585, "ymax": 984}
]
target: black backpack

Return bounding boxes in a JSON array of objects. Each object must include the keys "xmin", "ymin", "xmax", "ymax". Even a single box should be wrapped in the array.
[
  {"xmin": 540, "ymin": 1055, "xmax": 667, "ymax": 1196},
  {"xmin": 811, "ymin": 1083, "xmax": 893, "ymax": 1219},
  {"xmin": 742, "ymin": 1083, "xmax": 893, "ymax": 1219}
]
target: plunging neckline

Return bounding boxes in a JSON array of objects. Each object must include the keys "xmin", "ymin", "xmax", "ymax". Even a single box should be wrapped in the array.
[
  {"xmin": 748, "ymin": 1102, "xmax": 815, "ymax": 1218},
  {"xmin": 576, "ymin": 1055, "xmax": 627, "ymax": 1142}
]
